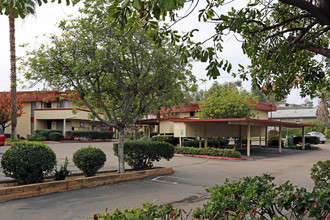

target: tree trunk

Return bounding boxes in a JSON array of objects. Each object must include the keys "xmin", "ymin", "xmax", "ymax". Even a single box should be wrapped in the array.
[
  {"xmin": 316, "ymin": 93, "xmax": 329, "ymax": 133},
  {"xmin": 9, "ymin": 4, "xmax": 17, "ymax": 140},
  {"xmin": 117, "ymin": 128, "xmax": 127, "ymax": 173}
]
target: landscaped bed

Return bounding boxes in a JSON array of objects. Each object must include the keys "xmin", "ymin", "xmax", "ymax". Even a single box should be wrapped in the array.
[{"xmin": 0, "ymin": 168, "xmax": 173, "ymax": 202}]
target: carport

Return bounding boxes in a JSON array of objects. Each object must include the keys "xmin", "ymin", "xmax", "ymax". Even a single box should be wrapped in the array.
[{"xmin": 170, "ymin": 118, "xmax": 315, "ymax": 157}]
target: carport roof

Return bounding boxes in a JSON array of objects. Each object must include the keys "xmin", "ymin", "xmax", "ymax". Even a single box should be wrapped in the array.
[{"xmin": 169, "ymin": 118, "xmax": 315, "ymax": 128}]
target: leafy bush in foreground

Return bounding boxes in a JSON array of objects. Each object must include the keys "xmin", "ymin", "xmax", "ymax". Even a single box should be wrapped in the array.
[
  {"xmin": 193, "ymin": 174, "xmax": 328, "ymax": 220},
  {"xmin": 1, "ymin": 142, "xmax": 56, "ymax": 184},
  {"xmin": 113, "ymin": 141, "xmax": 174, "ymax": 170},
  {"xmin": 73, "ymin": 146, "xmax": 106, "ymax": 177},
  {"xmin": 175, "ymin": 147, "xmax": 241, "ymax": 158},
  {"xmin": 87, "ymin": 202, "xmax": 188, "ymax": 220}
]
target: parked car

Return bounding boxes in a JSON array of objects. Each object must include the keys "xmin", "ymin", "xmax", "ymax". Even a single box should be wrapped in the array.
[
  {"xmin": 0, "ymin": 128, "xmax": 5, "ymax": 146},
  {"xmin": 306, "ymin": 131, "xmax": 327, "ymax": 144}
]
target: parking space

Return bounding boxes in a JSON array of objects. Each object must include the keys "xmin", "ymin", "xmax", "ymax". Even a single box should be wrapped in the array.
[{"xmin": 0, "ymin": 141, "xmax": 329, "ymax": 219}]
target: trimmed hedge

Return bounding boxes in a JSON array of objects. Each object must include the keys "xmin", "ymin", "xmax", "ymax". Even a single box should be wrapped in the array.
[
  {"xmin": 293, "ymin": 136, "xmax": 320, "ymax": 145},
  {"xmin": 27, "ymin": 135, "xmax": 47, "ymax": 141},
  {"xmin": 1, "ymin": 142, "xmax": 56, "ymax": 184},
  {"xmin": 150, "ymin": 135, "xmax": 179, "ymax": 146},
  {"xmin": 49, "ymin": 132, "xmax": 64, "ymax": 141},
  {"xmin": 35, "ymin": 129, "xmax": 62, "ymax": 139},
  {"xmin": 113, "ymin": 141, "xmax": 174, "ymax": 170},
  {"xmin": 268, "ymin": 136, "xmax": 285, "ymax": 147},
  {"xmin": 183, "ymin": 138, "xmax": 229, "ymax": 148},
  {"xmin": 65, "ymin": 131, "xmax": 114, "ymax": 140},
  {"xmin": 175, "ymin": 147, "xmax": 241, "ymax": 158}
]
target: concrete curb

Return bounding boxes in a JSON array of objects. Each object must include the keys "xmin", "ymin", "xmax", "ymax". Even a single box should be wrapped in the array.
[
  {"xmin": 174, "ymin": 153, "xmax": 246, "ymax": 160},
  {"xmin": 0, "ymin": 167, "xmax": 173, "ymax": 203}
]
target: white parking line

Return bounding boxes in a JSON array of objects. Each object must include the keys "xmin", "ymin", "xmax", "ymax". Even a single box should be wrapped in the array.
[{"xmin": 152, "ymin": 176, "xmax": 178, "ymax": 185}]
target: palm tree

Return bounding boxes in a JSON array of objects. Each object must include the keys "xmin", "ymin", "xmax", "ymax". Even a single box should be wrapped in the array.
[
  {"xmin": 2, "ymin": 0, "xmax": 75, "ymax": 140},
  {"xmin": 8, "ymin": 0, "xmax": 36, "ymax": 140}
]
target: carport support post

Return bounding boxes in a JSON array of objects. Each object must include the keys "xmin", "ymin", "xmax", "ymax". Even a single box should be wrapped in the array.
[
  {"xmin": 239, "ymin": 125, "xmax": 242, "ymax": 150},
  {"xmin": 265, "ymin": 127, "xmax": 268, "ymax": 147},
  {"xmin": 247, "ymin": 123, "xmax": 251, "ymax": 157},
  {"xmin": 179, "ymin": 137, "xmax": 182, "ymax": 147},
  {"xmin": 278, "ymin": 126, "xmax": 282, "ymax": 153},
  {"xmin": 302, "ymin": 127, "xmax": 305, "ymax": 150},
  {"xmin": 199, "ymin": 137, "xmax": 202, "ymax": 148},
  {"xmin": 148, "ymin": 126, "xmax": 151, "ymax": 139},
  {"xmin": 63, "ymin": 119, "xmax": 66, "ymax": 136},
  {"xmin": 204, "ymin": 137, "xmax": 208, "ymax": 148}
]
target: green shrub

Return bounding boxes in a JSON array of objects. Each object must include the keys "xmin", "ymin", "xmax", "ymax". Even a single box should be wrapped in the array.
[
  {"xmin": 53, "ymin": 157, "xmax": 70, "ymax": 181},
  {"xmin": 150, "ymin": 135, "xmax": 179, "ymax": 146},
  {"xmin": 113, "ymin": 141, "xmax": 174, "ymax": 170},
  {"xmin": 150, "ymin": 132, "xmax": 159, "ymax": 138},
  {"xmin": 73, "ymin": 146, "xmax": 106, "ymax": 177},
  {"xmin": 193, "ymin": 174, "xmax": 324, "ymax": 220},
  {"xmin": 183, "ymin": 138, "xmax": 228, "ymax": 148},
  {"xmin": 234, "ymin": 138, "xmax": 248, "ymax": 145},
  {"xmin": 310, "ymin": 160, "xmax": 329, "ymax": 192},
  {"xmin": 293, "ymin": 136, "xmax": 320, "ymax": 145},
  {"xmin": 35, "ymin": 129, "xmax": 62, "ymax": 140},
  {"xmin": 268, "ymin": 136, "xmax": 284, "ymax": 146},
  {"xmin": 49, "ymin": 132, "xmax": 64, "ymax": 141},
  {"xmin": 27, "ymin": 135, "xmax": 47, "ymax": 141},
  {"xmin": 175, "ymin": 147, "xmax": 241, "ymax": 158},
  {"xmin": 1, "ymin": 142, "xmax": 56, "ymax": 184},
  {"xmin": 65, "ymin": 131, "xmax": 114, "ymax": 140},
  {"xmin": 90, "ymin": 201, "xmax": 188, "ymax": 219}
]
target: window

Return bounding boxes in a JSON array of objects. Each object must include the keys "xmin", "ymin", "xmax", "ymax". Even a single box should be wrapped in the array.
[
  {"xmin": 57, "ymin": 101, "xmax": 70, "ymax": 108},
  {"xmin": 80, "ymin": 122, "xmax": 85, "ymax": 128},
  {"xmin": 31, "ymin": 102, "xmax": 41, "ymax": 116},
  {"xmin": 190, "ymin": 112, "xmax": 195, "ymax": 117}
]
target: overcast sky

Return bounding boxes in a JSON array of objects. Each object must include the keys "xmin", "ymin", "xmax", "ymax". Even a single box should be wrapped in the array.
[{"xmin": 0, "ymin": 1, "xmax": 313, "ymax": 105}]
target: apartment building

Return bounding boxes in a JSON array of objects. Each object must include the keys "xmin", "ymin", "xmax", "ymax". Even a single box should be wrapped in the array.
[{"xmin": 2, "ymin": 91, "xmax": 104, "ymax": 138}]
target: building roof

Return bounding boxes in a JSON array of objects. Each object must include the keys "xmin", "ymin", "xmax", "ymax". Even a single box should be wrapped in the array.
[
  {"xmin": 269, "ymin": 108, "xmax": 330, "ymax": 119},
  {"xmin": 0, "ymin": 91, "xmax": 76, "ymax": 102},
  {"xmin": 160, "ymin": 102, "xmax": 276, "ymax": 114},
  {"xmin": 169, "ymin": 118, "xmax": 315, "ymax": 128},
  {"xmin": 160, "ymin": 104, "xmax": 199, "ymax": 113}
]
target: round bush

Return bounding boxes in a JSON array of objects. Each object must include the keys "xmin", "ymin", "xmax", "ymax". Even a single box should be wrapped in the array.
[
  {"xmin": 113, "ymin": 141, "xmax": 174, "ymax": 170},
  {"xmin": 1, "ymin": 142, "xmax": 56, "ymax": 184},
  {"xmin": 73, "ymin": 146, "xmax": 106, "ymax": 177},
  {"xmin": 49, "ymin": 132, "xmax": 64, "ymax": 141}
]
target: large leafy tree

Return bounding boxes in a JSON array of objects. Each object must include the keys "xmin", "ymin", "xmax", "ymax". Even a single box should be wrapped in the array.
[
  {"xmin": 199, "ymin": 82, "xmax": 255, "ymax": 119},
  {"xmin": 0, "ymin": 0, "xmax": 76, "ymax": 140},
  {"xmin": 110, "ymin": 0, "xmax": 330, "ymax": 99},
  {"xmin": 111, "ymin": 0, "xmax": 330, "ymax": 128},
  {"xmin": 0, "ymin": 92, "xmax": 24, "ymax": 133},
  {"xmin": 21, "ymin": 0, "xmax": 196, "ymax": 173}
]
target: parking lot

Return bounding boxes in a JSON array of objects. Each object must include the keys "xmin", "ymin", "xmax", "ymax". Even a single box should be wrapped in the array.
[{"xmin": 0, "ymin": 141, "xmax": 329, "ymax": 220}]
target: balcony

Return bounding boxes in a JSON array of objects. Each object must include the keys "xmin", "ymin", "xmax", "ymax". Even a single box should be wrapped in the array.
[{"xmin": 34, "ymin": 108, "xmax": 94, "ymax": 121}]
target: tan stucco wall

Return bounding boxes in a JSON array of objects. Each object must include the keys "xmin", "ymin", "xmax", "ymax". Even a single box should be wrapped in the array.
[
  {"xmin": 159, "ymin": 120, "xmax": 174, "ymax": 134},
  {"xmin": 6, "ymin": 102, "xmax": 32, "ymax": 138},
  {"xmin": 252, "ymin": 110, "xmax": 268, "ymax": 119},
  {"xmin": 174, "ymin": 122, "xmax": 265, "ymax": 138}
]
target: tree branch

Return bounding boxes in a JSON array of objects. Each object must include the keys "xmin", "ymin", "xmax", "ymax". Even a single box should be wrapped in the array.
[{"xmin": 279, "ymin": 0, "xmax": 330, "ymax": 25}]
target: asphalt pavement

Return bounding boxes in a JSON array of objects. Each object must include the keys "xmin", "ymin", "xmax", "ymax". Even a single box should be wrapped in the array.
[{"xmin": 0, "ymin": 141, "xmax": 329, "ymax": 219}]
